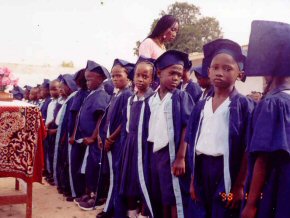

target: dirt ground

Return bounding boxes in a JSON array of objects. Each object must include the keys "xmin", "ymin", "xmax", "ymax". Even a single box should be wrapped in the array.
[{"xmin": 0, "ymin": 177, "xmax": 103, "ymax": 218}]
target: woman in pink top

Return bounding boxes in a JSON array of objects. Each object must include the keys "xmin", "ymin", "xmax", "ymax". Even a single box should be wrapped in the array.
[{"xmin": 138, "ymin": 15, "xmax": 179, "ymax": 59}]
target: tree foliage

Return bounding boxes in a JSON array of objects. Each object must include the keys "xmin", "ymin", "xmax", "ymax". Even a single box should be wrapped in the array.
[{"xmin": 134, "ymin": 2, "xmax": 223, "ymax": 55}]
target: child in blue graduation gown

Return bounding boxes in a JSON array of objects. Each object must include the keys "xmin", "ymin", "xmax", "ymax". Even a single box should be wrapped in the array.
[
  {"xmin": 40, "ymin": 79, "xmax": 52, "ymax": 121},
  {"xmin": 186, "ymin": 39, "xmax": 254, "ymax": 218},
  {"xmin": 45, "ymin": 79, "xmax": 62, "ymax": 185},
  {"xmin": 119, "ymin": 56, "xmax": 155, "ymax": 218},
  {"xmin": 53, "ymin": 74, "xmax": 78, "ymax": 197},
  {"xmin": 67, "ymin": 69, "xmax": 89, "ymax": 201},
  {"xmin": 145, "ymin": 50, "xmax": 194, "ymax": 218},
  {"xmin": 180, "ymin": 67, "xmax": 202, "ymax": 104},
  {"xmin": 191, "ymin": 65, "xmax": 213, "ymax": 101},
  {"xmin": 242, "ymin": 20, "xmax": 290, "ymax": 218},
  {"xmin": 97, "ymin": 59, "xmax": 134, "ymax": 218},
  {"xmin": 71, "ymin": 61, "xmax": 111, "ymax": 209}
]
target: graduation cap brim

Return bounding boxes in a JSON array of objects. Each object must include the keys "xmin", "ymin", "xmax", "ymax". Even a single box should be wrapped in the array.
[
  {"xmin": 203, "ymin": 38, "xmax": 246, "ymax": 72},
  {"xmin": 245, "ymin": 20, "xmax": 290, "ymax": 77},
  {"xmin": 86, "ymin": 60, "xmax": 111, "ymax": 79},
  {"xmin": 154, "ymin": 50, "xmax": 191, "ymax": 71},
  {"xmin": 112, "ymin": 58, "xmax": 135, "ymax": 80},
  {"xmin": 24, "ymin": 85, "xmax": 32, "ymax": 91},
  {"xmin": 60, "ymin": 74, "xmax": 78, "ymax": 92},
  {"xmin": 42, "ymin": 79, "xmax": 50, "ymax": 88}
]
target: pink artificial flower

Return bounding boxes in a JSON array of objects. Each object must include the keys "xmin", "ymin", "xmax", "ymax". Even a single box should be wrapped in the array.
[
  {"xmin": 3, "ymin": 67, "xmax": 10, "ymax": 76},
  {"xmin": 12, "ymin": 78, "xmax": 19, "ymax": 86},
  {"xmin": 2, "ymin": 77, "xmax": 11, "ymax": 86},
  {"xmin": 0, "ymin": 68, "xmax": 4, "ymax": 76}
]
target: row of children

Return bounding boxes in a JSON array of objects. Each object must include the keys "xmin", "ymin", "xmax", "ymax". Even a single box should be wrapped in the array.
[{"xmin": 25, "ymin": 20, "xmax": 289, "ymax": 218}]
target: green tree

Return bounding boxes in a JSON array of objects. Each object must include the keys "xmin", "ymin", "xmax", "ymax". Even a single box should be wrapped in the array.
[{"xmin": 133, "ymin": 2, "xmax": 223, "ymax": 55}]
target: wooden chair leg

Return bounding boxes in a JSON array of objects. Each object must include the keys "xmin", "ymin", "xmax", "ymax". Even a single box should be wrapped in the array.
[
  {"xmin": 15, "ymin": 178, "xmax": 19, "ymax": 190},
  {"xmin": 26, "ymin": 182, "xmax": 32, "ymax": 218}
]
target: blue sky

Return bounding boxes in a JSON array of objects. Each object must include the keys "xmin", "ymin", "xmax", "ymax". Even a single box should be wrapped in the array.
[{"xmin": 0, "ymin": 0, "xmax": 289, "ymax": 69}]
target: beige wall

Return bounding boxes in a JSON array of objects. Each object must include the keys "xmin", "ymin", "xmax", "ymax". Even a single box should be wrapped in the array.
[{"xmin": 0, "ymin": 62, "xmax": 80, "ymax": 87}]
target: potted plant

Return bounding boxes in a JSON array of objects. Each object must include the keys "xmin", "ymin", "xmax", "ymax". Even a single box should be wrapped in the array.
[{"xmin": 0, "ymin": 67, "xmax": 19, "ymax": 101}]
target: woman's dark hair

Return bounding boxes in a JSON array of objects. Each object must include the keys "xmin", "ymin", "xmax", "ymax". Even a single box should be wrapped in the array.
[{"xmin": 148, "ymin": 15, "xmax": 178, "ymax": 38}]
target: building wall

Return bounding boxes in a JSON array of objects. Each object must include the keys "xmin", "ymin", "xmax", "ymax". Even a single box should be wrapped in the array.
[{"xmin": 189, "ymin": 52, "xmax": 264, "ymax": 95}]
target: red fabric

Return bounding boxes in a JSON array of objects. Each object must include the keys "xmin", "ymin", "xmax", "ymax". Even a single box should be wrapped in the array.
[{"xmin": 0, "ymin": 105, "xmax": 45, "ymax": 183}]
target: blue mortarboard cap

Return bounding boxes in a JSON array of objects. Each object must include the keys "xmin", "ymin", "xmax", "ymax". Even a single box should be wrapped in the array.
[
  {"xmin": 12, "ymin": 86, "xmax": 24, "ymax": 99},
  {"xmin": 190, "ymin": 65, "xmax": 209, "ymax": 78},
  {"xmin": 59, "ymin": 74, "xmax": 78, "ymax": 92},
  {"xmin": 154, "ymin": 50, "xmax": 192, "ymax": 71},
  {"xmin": 24, "ymin": 85, "xmax": 32, "ymax": 91},
  {"xmin": 86, "ymin": 60, "xmax": 110, "ymax": 79},
  {"xmin": 42, "ymin": 79, "xmax": 50, "ymax": 89},
  {"xmin": 245, "ymin": 20, "xmax": 290, "ymax": 77},
  {"xmin": 112, "ymin": 58, "xmax": 135, "ymax": 80},
  {"xmin": 203, "ymin": 39, "xmax": 245, "ymax": 70}
]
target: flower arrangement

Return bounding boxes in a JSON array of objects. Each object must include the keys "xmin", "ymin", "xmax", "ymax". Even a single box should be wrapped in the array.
[{"xmin": 0, "ymin": 67, "xmax": 18, "ymax": 91}]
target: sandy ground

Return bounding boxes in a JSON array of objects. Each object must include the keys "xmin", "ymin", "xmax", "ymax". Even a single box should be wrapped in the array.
[{"xmin": 0, "ymin": 177, "xmax": 103, "ymax": 218}]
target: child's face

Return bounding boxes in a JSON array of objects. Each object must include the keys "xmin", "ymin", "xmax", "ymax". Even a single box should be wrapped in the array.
[
  {"xmin": 134, "ymin": 62, "xmax": 153, "ymax": 92},
  {"xmin": 85, "ymin": 70, "xmax": 104, "ymax": 90},
  {"xmin": 40, "ymin": 86, "xmax": 50, "ymax": 99},
  {"xmin": 111, "ymin": 65, "xmax": 129, "ymax": 90},
  {"xmin": 36, "ymin": 88, "xmax": 42, "ymax": 99},
  {"xmin": 158, "ymin": 64, "xmax": 183, "ymax": 91},
  {"xmin": 49, "ymin": 81, "xmax": 60, "ymax": 99},
  {"xmin": 196, "ymin": 75, "xmax": 211, "ymax": 89},
  {"xmin": 24, "ymin": 90, "xmax": 30, "ymax": 100},
  {"xmin": 60, "ymin": 82, "xmax": 71, "ymax": 98},
  {"xmin": 29, "ymin": 88, "xmax": 38, "ymax": 101},
  {"xmin": 208, "ymin": 53, "xmax": 242, "ymax": 89}
]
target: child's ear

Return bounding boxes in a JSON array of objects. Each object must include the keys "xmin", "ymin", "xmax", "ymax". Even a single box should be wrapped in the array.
[
  {"xmin": 157, "ymin": 70, "xmax": 161, "ymax": 78},
  {"xmin": 207, "ymin": 67, "xmax": 211, "ymax": 77},
  {"xmin": 237, "ymin": 71, "xmax": 245, "ymax": 81}
]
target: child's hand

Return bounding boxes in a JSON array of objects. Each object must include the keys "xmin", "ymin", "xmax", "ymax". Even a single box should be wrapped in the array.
[
  {"xmin": 97, "ymin": 135, "xmax": 103, "ymax": 150},
  {"xmin": 172, "ymin": 157, "xmax": 185, "ymax": 176},
  {"xmin": 83, "ymin": 137, "xmax": 95, "ymax": 145},
  {"xmin": 105, "ymin": 137, "xmax": 115, "ymax": 151},
  {"xmin": 47, "ymin": 129, "xmax": 56, "ymax": 135},
  {"xmin": 241, "ymin": 203, "xmax": 257, "ymax": 218},
  {"xmin": 190, "ymin": 180, "xmax": 199, "ymax": 201},
  {"xmin": 226, "ymin": 186, "xmax": 244, "ymax": 209},
  {"xmin": 69, "ymin": 137, "xmax": 75, "ymax": 145}
]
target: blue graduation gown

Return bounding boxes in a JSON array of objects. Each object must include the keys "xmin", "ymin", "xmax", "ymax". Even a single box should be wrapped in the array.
[
  {"xmin": 40, "ymin": 97, "xmax": 52, "ymax": 121},
  {"xmin": 53, "ymin": 92, "xmax": 76, "ymax": 190},
  {"xmin": 184, "ymin": 80, "xmax": 202, "ymax": 104},
  {"xmin": 102, "ymin": 87, "xmax": 133, "ymax": 217},
  {"xmin": 186, "ymin": 88, "xmax": 254, "ymax": 218},
  {"xmin": 246, "ymin": 85, "xmax": 290, "ymax": 218},
  {"xmin": 119, "ymin": 89, "xmax": 154, "ymax": 216},
  {"xmin": 144, "ymin": 89, "xmax": 194, "ymax": 218},
  {"xmin": 70, "ymin": 88, "xmax": 110, "ymax": 196}
]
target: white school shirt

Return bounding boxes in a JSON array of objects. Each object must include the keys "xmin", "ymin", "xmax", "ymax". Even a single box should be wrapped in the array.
[
  {"xmin": 147, "ymin": 92, "xmax": 173, "ymax": 152},
  {"xmin": 195, "ymin": 97, "xmax": 230, "ymax": 156},
  {"xmin": 45, "ymin": 99, "xmax": 58, "ymax": 126},
  {"xmin": 283, "ymin": 90, "xmax": 290, "ymax": 95}
]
